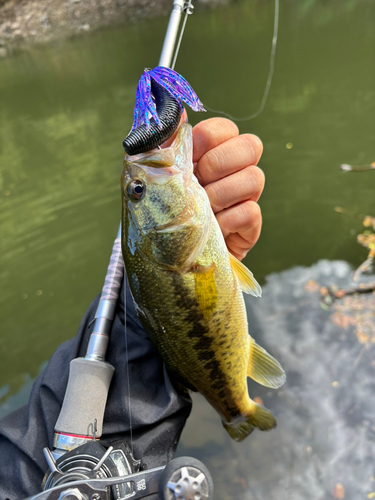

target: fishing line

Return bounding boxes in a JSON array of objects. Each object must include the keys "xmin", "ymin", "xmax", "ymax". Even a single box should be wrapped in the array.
[
  {"xmin": 204, "ymin": 0, "xmax": 279, "ymax": 122},
  {"xmin": 124, "ymin": 268, "xmax": 134, "ymax": 454},
  {"xmin": 171, "ymin": 0, "xmax": 194, "ymax": 70}
]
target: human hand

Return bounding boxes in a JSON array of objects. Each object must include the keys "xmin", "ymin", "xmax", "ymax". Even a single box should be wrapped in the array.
[
  {"xmin": 192, "ymin": 117, "xmax": 264, "ymax": 261},
  {"xmin": 163, "ymin": 112, "xmax": 264, "ymax": 261}
]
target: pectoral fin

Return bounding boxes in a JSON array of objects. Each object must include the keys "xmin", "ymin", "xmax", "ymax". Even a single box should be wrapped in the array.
[
  {"xmin": 247, "ymin": 338, "xmax": 286, "ymax": 389},
  {"xmin": 193, "ymin": 263, "xmax": 218, "ymax": 320},
  {"xmin": 229, "ymin": 253, "xmax": 262, "ymax": 297}
]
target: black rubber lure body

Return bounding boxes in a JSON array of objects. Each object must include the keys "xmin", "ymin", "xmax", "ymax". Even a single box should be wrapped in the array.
[{"xmin": 123, "ymin": 80, "xmax": 182, "ymax": 156}]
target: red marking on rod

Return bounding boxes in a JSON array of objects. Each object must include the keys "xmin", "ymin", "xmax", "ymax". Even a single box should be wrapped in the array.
[{"xmin": 55, "ymin": 431, "xmax": 98, "ymax": 440}]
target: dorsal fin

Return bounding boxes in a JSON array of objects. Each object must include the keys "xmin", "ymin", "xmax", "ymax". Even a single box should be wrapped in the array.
[
  {"xmin": 247, "ymin": 338, "xmax": 286, "ymax": 389},
  {"xmin": 229, "ymin": 253, "xmax": 262, "ymax": 297}
]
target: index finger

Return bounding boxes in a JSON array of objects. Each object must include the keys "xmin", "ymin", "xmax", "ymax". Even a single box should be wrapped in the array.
[
  {"xmin": 192, "ymin": 118, "xmax": 239, "ymax": 163},
  {"xmin": 197, "ymin": 133, "xmax": 263, "ymax": 186}
]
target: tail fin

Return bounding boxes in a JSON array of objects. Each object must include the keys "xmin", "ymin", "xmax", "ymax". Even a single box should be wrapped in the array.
[{"xmin": 222, "ymin": 403, "xmax": 276, "ymax": 442}]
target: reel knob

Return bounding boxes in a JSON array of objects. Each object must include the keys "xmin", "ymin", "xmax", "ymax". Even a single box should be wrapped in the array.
[{"xmin": 159, "ymin": 456, "xmax": 213, "ymax": 500}]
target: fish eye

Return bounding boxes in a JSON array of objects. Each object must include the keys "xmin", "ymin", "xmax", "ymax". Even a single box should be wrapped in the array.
[{"xmin": 127, "ymin": 179, "xmax": 145, "ymax": 200}]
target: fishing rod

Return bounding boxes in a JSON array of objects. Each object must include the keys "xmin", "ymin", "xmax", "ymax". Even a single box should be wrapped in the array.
[
  {"xmin": 22, "ymin": 2, "xmax": 213, "ymax": 499},
  {"xmin": 54, "ymin": 0, "xmax": 195, "ymax": 458}
]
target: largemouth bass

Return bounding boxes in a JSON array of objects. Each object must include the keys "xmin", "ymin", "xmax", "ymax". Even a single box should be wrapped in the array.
[{"xmin": 121, "ymin": 123, "xmax": 286, "ymax": 441}]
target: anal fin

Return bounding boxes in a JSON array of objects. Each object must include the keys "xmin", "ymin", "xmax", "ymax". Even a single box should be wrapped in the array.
[{"xmin": 247, "ymin": 338, "xmax": 286, "ymax": 389}]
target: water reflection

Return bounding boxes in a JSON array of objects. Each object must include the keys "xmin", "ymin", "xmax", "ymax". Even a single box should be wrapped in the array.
[{"xmin": 0, "ymin": 362, "xmax": 47, "ymax": 419}]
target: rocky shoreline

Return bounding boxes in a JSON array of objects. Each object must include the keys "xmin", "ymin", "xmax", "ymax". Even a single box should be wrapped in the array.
[{"xmin": 0, "ymin": 0, "xmax": 227, "ymax": 55}]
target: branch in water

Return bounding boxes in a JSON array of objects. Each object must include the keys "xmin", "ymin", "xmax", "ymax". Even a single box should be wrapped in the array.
[{"xmin": 340, "ymin": 162, "xmax": 375, "ymax": 172}]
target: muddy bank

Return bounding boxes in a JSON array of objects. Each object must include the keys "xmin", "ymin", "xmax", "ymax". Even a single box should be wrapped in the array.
[{"xmin": 0, "ymin": 0, "xmax": 228, "ymax": 54}]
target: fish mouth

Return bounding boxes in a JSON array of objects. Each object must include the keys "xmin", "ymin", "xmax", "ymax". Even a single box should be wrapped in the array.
[
  {"xmin": 123, "ymin": 123, "xmax": 193, "ymax": 180},
  {"xmin": 125, "ymin": 147, "xmax": 176, "ymax": 168},
  {"xmin": 123, "ymin": 143, "xmax": 182, "ymax": 187}
]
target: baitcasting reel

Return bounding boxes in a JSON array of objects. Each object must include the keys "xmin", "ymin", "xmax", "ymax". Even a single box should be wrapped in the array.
[{"xmin": 25, "ymin": 440, "xmax": 213, "ymax": 500}]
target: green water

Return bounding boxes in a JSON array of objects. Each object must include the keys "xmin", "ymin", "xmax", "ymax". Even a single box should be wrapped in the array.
[{"xmin": 0, "ymin": 0, "xmax": 375, "ymax": 496}]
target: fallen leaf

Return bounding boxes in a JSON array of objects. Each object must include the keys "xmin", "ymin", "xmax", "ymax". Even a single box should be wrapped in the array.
[
  {"xmin": 356, "ymin": 330, "xmax": 370, "ymax": 344},
  {"xmin": 363, "ymin": 216, "xmax": 375, "ymax": 228},
  {"xmin": 304, "ymin": 279, "xmax": 320, "ymax": 293},
  {"xmin": 331, "ymin": 312, "xmax": 354, "ymax": 330},
  {"xmin": 332, "ymin": 482, "xmax": 345, "ymax": 499}
]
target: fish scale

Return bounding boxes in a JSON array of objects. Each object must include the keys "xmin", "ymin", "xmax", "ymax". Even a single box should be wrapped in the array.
[{"xmin": 122, "ymin": 123, "xmax": 286, "ymax": 441}]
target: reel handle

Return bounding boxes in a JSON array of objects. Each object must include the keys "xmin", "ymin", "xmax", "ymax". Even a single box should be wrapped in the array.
[{"xmin": 54, "ymin": 358, "xmax": 114, "ymax": 453}]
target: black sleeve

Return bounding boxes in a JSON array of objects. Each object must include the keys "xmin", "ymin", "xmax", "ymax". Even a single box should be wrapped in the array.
[{"xmin": 0, "ymin": 280, "xmax": 192, "ymax": 499}]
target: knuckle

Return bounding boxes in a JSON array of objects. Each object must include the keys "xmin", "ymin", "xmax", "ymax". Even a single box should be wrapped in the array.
[
  {"xmin": 256, "ymin": 166, "xmax": 266, "ymax": 187},
  {"xmin": 241, "ymin": 168, "xmax": 258, "ymax": 195},
  {"xmin": 205, "ymin": 182, "xmax": 222, "ymax": 212},
  {"xmin": 243, "ymin": 200, "xmax": 262, "ymax": 226},
  {"xmin": 240, "ymin": 134, "xmax": 263, "ymax": 163},
  {"xmin": 194, "ymin": 117, "xmax": 239, "ymax": 137},
  {"xmin": 237, "ymin": 250, "xmax": 247, "ymax": 260},
  {"xmin": 202, "ymin": 148, "xmax": 222, "ymax": 178},
  {"xmin": 243, "ymin": 202, "xmax": 262, "ymax": 249},
  {"xmin": 237, "ymin": 167, "xmax": 265, "ymax": 202},
  {"xmin": 247, "ymin": 166, "xmax": 265, "ymax": 195},
  {"xmin": 214, "ymin": 117, "xmax": 239, "ymax": 136}
]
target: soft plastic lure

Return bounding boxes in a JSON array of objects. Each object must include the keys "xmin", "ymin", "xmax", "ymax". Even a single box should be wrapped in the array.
[{"xmin": 123, "ymin": 66, "xmax": 205, "ymax": 156}]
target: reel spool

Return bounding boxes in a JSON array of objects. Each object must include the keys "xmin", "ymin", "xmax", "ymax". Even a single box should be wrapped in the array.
[{"xmin": 42, "ymin": 441, "xmax": 140, "ymax": 498}]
